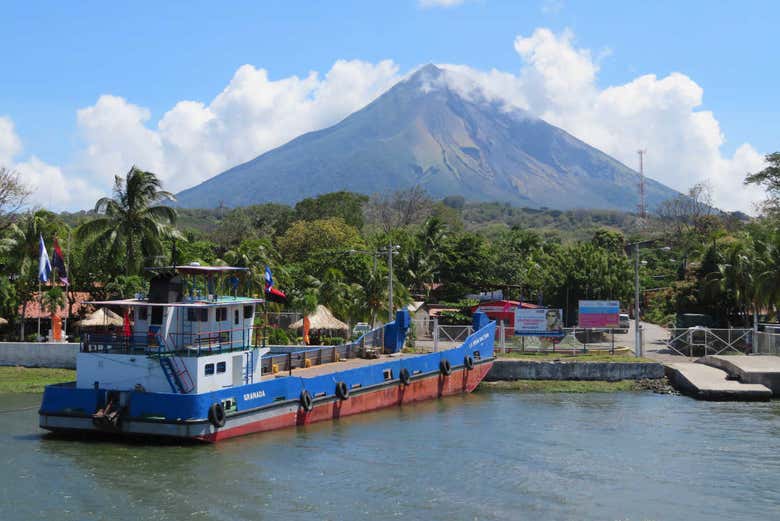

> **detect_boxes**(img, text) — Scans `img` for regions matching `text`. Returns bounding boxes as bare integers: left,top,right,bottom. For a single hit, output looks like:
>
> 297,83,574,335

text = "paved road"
626,320,691,363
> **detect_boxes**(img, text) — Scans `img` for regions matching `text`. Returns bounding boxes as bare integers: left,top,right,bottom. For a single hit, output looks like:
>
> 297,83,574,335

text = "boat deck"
274,352,426,378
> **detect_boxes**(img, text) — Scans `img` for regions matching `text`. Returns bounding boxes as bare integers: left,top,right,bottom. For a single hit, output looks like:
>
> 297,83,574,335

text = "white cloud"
419,0,466,7
0,116,101,209
7,28,766,214
0,116,23,166
75,59,401,198
15,156,103,209
433,28,765,213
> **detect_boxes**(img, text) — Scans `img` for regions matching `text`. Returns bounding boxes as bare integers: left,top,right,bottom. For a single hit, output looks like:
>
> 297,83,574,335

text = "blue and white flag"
264,266,273,291
38,234,51,283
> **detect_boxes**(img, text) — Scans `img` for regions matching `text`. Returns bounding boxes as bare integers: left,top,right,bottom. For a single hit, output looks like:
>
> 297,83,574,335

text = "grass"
498,352,655,363
479,379,639,393
0,366,75,393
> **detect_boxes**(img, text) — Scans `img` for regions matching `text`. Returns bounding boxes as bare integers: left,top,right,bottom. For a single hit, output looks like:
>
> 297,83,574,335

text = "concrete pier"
699,355,780,395
486,359,665,382
664,362,772,401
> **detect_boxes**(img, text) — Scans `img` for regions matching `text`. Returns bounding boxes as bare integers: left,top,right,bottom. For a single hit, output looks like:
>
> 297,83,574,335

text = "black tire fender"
300,390,313,412
335,381,350,400
439,359,452,376
208,402,226,428
399,367,411,385
464,355,474,370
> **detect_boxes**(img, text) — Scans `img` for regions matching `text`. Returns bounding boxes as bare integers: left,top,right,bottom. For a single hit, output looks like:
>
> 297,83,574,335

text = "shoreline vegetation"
496,352,656,363
480,378,676,394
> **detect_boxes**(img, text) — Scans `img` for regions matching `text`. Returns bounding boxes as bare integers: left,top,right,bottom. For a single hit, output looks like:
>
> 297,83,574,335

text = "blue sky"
0,0,776,211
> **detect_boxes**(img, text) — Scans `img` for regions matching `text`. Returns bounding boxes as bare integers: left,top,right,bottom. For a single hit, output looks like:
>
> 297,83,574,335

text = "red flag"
123,309,132,337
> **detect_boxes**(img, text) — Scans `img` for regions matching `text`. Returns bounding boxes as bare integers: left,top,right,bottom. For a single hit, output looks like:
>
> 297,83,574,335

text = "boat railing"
261,324,386,374
81,332,157,354
82,326,263,356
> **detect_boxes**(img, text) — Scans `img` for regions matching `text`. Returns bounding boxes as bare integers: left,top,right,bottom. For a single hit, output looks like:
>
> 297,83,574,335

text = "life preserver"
208,402,226,428
300,390,313,412
464,355,474,370
439,359,452,376
399,367,411,385
335,381,350,400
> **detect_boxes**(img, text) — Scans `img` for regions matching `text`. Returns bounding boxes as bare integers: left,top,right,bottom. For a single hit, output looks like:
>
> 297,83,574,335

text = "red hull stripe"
199,361,494,442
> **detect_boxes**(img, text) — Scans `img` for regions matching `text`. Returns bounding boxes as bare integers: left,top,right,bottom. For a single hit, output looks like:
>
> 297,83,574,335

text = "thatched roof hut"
289,305,349,333
74,307,124,328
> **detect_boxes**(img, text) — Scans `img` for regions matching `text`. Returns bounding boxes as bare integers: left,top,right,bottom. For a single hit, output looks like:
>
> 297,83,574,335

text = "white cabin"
77,266,269,394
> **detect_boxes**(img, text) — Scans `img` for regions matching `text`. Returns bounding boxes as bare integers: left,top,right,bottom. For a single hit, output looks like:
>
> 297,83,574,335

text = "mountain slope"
175,64,679,210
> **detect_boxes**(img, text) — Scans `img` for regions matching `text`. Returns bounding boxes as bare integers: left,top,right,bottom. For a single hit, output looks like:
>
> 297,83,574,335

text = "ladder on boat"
157,334,195,394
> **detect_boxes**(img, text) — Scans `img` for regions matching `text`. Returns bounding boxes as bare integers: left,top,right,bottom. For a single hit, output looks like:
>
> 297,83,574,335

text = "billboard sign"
578,300,620,328
515,308,564,337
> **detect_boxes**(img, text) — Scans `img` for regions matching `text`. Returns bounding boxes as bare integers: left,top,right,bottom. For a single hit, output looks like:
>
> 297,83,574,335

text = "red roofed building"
19,291,93,320
470,300,541,337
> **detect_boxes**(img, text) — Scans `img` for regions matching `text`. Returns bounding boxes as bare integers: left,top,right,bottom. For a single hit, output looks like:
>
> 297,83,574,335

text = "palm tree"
6,210,67,340
77,167,179,275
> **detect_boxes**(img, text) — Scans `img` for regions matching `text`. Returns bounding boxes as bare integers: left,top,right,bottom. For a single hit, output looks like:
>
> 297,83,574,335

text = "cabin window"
204,363,215,376
187,308,208,322
151,306,163,325
234,309,239,325
243,305,253,319
216,307,227,321
217,361,226,373
136,307,148,321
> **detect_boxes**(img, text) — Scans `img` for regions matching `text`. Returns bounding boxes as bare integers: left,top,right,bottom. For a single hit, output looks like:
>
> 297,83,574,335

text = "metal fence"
266,312,303,330
500,326,624,354
262,324,385,375
665,327,753,358
755,331,780,355
408,319,473,353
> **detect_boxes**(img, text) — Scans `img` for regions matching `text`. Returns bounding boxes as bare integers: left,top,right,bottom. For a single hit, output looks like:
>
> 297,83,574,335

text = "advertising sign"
578,300,620,328
515,308,564,337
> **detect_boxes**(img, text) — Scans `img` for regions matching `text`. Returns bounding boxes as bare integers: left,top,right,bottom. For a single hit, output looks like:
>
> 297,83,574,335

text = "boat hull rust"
203,360,493,442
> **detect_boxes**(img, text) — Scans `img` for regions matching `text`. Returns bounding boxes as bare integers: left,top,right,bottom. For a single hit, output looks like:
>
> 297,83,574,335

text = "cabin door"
232,355,243,386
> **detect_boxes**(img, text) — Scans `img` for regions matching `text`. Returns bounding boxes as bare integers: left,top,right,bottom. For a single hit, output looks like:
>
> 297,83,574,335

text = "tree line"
0,152,778,340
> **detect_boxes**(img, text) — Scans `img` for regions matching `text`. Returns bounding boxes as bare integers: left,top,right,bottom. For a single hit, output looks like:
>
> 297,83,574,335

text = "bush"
437,311,472,325
267,327,292,345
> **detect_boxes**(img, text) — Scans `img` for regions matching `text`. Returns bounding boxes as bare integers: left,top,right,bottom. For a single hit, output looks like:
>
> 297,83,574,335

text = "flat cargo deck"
274,352,426,378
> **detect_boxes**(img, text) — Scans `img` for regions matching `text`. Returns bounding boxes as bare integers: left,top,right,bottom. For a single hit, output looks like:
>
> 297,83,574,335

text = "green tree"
6,210,67,339
745,152,780,216
77,166,179,275
277,217,363,262
294,191,368,229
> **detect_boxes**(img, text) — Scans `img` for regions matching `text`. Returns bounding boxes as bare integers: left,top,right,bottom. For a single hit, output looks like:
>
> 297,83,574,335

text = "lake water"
2,390,779,521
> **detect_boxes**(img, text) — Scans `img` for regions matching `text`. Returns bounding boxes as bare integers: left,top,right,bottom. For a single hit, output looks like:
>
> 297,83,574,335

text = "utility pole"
637,150,647,220
387,241,394,322
634,243,641,358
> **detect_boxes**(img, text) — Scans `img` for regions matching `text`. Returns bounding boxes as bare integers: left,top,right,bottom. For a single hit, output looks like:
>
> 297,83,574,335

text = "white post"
499,320,506,354
387,242,394,323
634,243,642,358
433,317,439,352
37,280,42,341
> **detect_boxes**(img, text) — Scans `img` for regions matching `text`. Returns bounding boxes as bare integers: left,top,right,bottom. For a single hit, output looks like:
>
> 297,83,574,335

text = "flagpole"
64,230,71,341
37,280,42,341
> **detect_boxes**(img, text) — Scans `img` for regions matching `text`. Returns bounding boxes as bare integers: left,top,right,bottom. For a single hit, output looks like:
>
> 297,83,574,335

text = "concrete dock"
698,355,780,395
664,362,772,401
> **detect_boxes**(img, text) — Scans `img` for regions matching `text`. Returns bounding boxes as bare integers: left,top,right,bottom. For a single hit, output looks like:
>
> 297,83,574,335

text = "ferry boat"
39,265,495,442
